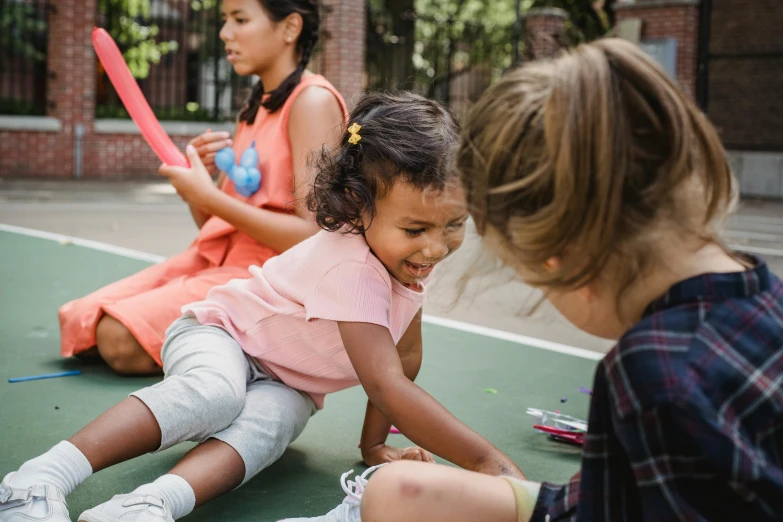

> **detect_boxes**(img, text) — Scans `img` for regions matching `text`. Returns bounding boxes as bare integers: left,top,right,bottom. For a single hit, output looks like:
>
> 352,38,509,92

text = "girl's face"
363,179,468,287
220,0,294,77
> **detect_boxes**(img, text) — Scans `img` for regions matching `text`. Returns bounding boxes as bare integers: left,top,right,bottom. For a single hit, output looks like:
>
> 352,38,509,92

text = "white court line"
0,223,603,361
0,223,165,263
422,314,604,360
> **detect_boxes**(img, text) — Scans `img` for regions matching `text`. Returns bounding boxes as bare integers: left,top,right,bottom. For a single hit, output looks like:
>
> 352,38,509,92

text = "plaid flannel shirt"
532,257,783,522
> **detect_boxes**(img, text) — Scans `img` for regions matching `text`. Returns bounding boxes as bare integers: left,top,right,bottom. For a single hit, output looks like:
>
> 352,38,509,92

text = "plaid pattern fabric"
532,257,783,522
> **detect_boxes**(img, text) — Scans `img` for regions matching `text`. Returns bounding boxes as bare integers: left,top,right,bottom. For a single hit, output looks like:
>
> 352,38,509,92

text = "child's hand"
363,444,436,467
188,129,233,174
159,145,218,209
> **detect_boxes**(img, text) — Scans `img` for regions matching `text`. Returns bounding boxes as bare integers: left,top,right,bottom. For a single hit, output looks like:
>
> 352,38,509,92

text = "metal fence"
366,6,520,117
364,2,612,118
96,0,326,122
96,0,249,122
0,0,50,116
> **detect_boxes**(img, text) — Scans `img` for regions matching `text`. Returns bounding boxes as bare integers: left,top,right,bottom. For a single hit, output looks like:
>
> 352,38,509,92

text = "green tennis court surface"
0,229,598,521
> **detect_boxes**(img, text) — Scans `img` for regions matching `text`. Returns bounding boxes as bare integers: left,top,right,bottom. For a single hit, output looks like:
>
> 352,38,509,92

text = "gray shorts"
132,316,316,485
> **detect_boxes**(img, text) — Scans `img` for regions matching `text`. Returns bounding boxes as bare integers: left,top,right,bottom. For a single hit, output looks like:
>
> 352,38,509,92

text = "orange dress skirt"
58,232,273,366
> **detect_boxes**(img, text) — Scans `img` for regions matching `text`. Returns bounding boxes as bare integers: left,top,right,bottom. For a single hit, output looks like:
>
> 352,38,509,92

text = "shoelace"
338,464,387,508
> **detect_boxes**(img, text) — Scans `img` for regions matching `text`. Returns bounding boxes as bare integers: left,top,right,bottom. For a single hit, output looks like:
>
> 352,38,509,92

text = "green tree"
413,0,519,72
367,0,609,93
0,2,47,68
98,0,180,79
0,3,48,115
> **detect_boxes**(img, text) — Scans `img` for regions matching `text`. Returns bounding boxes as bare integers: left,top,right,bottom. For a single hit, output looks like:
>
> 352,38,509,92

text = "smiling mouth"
405,260,435,277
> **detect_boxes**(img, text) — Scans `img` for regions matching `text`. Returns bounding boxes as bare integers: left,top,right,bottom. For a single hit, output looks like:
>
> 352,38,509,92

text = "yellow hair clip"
347,123,362,145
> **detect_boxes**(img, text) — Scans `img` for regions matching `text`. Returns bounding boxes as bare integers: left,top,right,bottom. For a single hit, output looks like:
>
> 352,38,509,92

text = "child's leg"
11,318,250,496
127,318,251,454
109,374,313,518
68,396,160,471
206,376,315,490
163,438,246,506
359,461,539,522
95,314,161,375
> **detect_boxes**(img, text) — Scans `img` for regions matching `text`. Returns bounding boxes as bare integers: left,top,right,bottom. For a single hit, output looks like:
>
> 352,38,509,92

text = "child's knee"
198,369,247,426
96,316,158,375
362,462,426,521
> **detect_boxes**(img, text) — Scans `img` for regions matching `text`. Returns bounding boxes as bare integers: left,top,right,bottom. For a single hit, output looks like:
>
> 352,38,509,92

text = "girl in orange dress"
59,0,346,375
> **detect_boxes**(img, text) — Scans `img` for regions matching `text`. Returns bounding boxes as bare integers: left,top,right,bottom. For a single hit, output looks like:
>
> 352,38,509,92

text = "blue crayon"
9,370,81,383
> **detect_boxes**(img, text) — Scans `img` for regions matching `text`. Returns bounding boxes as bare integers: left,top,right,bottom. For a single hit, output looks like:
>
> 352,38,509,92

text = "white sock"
12,441,93,495
133,474,196,520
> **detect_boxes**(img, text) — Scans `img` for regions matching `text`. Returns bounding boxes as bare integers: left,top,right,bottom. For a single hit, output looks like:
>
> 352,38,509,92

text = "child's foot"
78,494,174,522
277,464,385,522
0,472,71,522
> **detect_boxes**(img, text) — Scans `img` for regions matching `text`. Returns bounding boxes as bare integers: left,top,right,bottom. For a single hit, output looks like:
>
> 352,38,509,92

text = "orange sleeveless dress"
58,75,347,366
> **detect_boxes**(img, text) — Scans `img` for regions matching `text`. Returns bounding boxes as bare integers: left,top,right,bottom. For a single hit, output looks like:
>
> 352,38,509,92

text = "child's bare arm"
360,401,435,465
360,310,434,465
339,319,525,478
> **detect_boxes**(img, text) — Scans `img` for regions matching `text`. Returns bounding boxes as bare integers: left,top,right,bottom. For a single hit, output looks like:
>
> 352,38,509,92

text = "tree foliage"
368,0,610,95
98,0,180,79
0,2,47,70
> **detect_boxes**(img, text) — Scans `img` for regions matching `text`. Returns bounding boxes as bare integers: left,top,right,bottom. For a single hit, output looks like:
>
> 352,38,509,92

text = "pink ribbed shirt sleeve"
303,262,391,328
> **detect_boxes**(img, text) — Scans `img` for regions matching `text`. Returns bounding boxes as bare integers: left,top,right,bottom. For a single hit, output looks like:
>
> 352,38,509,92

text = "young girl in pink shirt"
0,91,524,522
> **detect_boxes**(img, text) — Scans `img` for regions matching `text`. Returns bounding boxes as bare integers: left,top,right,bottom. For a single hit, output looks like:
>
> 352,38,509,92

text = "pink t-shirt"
182,231,426,409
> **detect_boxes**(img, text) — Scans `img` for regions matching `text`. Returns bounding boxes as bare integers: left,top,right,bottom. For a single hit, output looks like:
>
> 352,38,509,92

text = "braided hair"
239,0,320,123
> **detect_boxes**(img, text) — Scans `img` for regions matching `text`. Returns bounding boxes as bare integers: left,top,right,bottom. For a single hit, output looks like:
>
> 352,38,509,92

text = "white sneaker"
277,464,386,522
78,493,174,522
0,472,71,522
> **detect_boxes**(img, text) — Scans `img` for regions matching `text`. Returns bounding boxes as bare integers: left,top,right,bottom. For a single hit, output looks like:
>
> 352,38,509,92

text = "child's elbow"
366,374,408,412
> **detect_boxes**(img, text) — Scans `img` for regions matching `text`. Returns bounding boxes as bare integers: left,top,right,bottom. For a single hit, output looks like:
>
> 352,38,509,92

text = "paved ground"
2,177,782,355
1,230,596,520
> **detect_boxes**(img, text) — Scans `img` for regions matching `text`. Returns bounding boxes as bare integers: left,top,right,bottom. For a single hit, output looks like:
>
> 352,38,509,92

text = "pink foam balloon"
92,28,188,167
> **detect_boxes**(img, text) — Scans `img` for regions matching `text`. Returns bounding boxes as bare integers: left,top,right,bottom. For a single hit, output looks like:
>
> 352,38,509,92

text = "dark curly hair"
238,0,320,123
308,91,461,234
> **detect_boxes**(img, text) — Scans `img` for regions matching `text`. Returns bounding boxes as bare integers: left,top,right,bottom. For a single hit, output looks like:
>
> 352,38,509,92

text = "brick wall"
615,0,700,100
524,8,568,60
0,0,364,179
84,133,196,179
613,0,783,197
0,130,61,177
322,0,366,108
706,0,783,152
0,0,97,178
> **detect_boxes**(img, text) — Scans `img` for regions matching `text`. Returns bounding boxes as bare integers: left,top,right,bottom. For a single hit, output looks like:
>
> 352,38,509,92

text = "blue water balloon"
215,147,236,173
231,166,250,186
213,142,262,197
240,141,259,169
246,167,261,186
